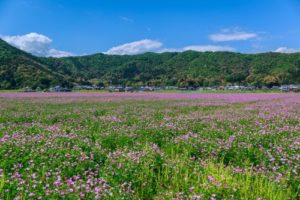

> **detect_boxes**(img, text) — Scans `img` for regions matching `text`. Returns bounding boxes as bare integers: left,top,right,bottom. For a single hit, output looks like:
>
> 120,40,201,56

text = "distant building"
280,85,300,92
23,87,33,92
108,86,125,92
164,86,178,90
73,85,97,90
49,86,71,92
35,87,42,91
125,87,134,92
140,86,154,92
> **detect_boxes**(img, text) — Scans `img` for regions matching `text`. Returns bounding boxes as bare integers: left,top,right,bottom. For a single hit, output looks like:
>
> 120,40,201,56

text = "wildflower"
79,192,85,198
189,186,194,193
208,175,215,183
191,194,203,200
210,194,216,200
29,192,35,197
233,167,243,173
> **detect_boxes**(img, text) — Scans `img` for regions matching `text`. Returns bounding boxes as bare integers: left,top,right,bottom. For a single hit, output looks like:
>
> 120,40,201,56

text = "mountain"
0,39,71,89
42,51,300,88
1,39,300,89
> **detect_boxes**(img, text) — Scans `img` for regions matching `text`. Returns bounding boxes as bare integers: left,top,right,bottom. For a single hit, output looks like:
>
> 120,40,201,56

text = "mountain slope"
43,51,300,87
0,39,71,89
0,39,300,89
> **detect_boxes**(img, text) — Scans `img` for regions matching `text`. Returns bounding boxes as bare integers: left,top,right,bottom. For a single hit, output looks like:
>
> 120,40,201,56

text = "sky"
0,0,300,57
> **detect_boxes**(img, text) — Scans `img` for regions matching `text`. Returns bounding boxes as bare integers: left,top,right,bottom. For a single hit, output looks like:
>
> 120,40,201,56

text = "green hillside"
1,38,300,89
0,39,72,89
43,51,300,88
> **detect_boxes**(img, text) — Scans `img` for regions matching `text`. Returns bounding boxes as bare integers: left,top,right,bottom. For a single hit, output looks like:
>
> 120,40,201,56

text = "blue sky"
0,0,300,57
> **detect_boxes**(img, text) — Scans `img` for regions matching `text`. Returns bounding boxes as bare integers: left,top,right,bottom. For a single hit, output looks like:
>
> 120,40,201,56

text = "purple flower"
208,175,215,182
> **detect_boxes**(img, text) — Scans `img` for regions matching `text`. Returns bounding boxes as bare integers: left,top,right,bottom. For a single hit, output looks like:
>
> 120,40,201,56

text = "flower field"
0,92,299,199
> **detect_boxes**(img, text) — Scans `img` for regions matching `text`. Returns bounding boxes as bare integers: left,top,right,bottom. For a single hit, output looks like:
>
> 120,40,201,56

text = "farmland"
0,92,299,199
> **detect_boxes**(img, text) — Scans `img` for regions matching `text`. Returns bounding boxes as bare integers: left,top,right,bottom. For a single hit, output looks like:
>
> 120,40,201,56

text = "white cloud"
274,47,298,53
1,32,74,57
158,46,235,53
157,48,182,53
209,28,258,42
183,45,235,52
159,45,235,53
120,16,134,23
47,49,74,57
105,39,163,55
105,41,234,55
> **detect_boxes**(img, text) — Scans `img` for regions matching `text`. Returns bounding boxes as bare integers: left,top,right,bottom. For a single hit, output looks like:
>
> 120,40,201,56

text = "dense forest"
1,39,300,89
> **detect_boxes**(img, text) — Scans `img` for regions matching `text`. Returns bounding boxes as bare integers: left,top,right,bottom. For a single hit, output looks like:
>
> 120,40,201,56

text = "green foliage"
0,39,72,89
1,39,300,89
0,95,299,199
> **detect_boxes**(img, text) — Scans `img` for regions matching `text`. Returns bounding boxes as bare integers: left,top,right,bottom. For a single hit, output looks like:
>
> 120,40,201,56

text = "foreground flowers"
0,92,299,199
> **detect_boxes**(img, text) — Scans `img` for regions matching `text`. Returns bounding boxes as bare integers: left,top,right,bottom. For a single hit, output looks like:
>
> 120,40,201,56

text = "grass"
0,93,299,199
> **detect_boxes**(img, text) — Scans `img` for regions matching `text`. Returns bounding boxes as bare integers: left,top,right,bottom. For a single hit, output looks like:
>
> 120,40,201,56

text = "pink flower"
79,192,85,198
208,175,215,182
189,186,194,193
29,192,35,197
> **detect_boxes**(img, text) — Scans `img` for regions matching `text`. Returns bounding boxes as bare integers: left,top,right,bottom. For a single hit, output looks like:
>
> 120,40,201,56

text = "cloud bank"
210,29,258,42
105,39,163,55
1,33,74,57
5,32,296,56
183,45,235,52
274,47,298,53
105,40,235,55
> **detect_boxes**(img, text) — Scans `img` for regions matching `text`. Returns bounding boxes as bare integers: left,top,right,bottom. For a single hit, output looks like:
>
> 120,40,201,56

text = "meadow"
0,92,299,200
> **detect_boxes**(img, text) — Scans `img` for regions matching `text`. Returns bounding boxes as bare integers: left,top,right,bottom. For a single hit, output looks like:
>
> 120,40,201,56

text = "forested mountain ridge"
0,39,71,89
1,38,300,89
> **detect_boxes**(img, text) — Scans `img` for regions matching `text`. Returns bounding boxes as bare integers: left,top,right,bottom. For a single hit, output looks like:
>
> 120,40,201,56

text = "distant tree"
97,82,105,87
263,75,280,87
